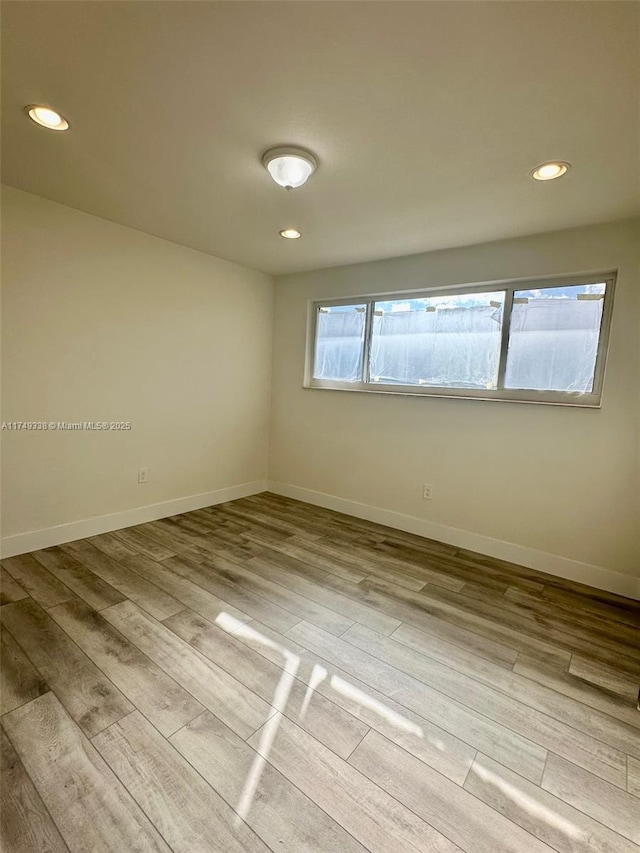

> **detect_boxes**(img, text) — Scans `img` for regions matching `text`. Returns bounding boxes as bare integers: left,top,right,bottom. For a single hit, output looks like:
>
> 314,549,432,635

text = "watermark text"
2,421,132,431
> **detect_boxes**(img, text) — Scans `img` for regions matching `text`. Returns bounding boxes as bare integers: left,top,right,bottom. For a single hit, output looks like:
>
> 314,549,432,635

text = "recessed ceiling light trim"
263,146,317,190
279,228,302,239
531,161,570,181
25,105,70,131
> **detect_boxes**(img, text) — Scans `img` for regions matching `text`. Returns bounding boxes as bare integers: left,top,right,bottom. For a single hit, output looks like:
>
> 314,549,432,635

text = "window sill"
304,380,602,408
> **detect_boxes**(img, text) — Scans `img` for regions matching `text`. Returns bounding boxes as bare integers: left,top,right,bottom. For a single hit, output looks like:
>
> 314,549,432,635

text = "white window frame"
304,271,616,407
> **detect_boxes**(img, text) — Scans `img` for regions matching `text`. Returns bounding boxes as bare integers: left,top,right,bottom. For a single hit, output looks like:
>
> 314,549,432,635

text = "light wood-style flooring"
1,491,639,852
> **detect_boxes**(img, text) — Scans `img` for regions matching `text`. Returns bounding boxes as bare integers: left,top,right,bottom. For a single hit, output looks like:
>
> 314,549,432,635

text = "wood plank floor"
1,492,638,853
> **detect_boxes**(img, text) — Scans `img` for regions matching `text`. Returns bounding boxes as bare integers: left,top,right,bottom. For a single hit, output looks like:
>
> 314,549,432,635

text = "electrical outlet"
138,467,148,484
422,483,433,500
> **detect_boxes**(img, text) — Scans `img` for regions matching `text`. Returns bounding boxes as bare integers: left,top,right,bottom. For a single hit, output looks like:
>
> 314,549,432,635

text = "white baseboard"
4,476,637,599
0,479,268,559
267,480,640,600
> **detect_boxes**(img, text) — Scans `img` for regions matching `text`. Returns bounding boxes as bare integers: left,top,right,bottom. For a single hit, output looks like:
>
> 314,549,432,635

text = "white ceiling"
2,1,638,275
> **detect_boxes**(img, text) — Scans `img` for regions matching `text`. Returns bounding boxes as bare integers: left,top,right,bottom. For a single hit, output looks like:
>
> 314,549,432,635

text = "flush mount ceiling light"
279,228,302,239
263,147,317,190
25,105,70,131
531,161,570,181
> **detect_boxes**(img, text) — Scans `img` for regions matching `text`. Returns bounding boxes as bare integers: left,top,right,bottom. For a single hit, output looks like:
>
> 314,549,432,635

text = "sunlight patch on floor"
299,664,328,720
472,760,582,840
235,666,298,823
330,674,424,738
214,610,463,825
215,611,301,822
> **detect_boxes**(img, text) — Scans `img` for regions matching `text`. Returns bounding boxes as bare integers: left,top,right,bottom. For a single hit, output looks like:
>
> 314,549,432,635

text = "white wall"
1,187,273,552
269,220,640,595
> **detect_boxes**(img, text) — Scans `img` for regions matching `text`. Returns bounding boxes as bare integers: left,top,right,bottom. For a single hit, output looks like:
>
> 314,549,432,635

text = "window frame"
304,271,616,407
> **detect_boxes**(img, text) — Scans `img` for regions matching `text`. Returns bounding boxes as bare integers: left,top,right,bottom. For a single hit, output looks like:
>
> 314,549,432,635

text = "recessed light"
263,147,317,190
279,228,301,239
25,105,70,131
531,161,570,181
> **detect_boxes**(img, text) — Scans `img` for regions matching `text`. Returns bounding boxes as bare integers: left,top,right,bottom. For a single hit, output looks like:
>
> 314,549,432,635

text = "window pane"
313,304,367,381
504,283,606,393
370,292,505,389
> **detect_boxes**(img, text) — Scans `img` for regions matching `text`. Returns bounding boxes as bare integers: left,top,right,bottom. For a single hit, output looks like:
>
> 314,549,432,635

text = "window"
313,303,367,382
370,291,505,390
305,274,615,406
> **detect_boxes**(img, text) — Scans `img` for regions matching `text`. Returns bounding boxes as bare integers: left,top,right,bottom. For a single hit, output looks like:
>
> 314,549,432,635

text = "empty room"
1,2,639,852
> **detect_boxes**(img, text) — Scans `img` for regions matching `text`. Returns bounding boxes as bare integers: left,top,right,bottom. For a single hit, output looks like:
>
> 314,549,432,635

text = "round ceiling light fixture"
25,105,70,131
263,147,317,190
279,228,302,239
531,161,570,181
